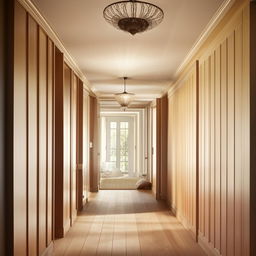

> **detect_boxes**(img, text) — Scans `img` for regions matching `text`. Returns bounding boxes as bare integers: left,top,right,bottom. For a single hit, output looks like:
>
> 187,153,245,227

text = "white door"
105,116,135,175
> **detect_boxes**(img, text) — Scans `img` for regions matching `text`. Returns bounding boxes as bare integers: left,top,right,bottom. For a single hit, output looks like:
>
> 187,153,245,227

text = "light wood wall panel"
198,7,249,255
46,38,54,246
167,63,198,237
38,28,47,255
250,3,256,255
13,2,55,255
167,2,250,256
83,90,90,201
13,3,27,255
27,15,38,256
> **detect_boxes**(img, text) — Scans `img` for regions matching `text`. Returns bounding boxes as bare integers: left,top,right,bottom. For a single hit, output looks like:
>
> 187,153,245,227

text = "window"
105,117,134,173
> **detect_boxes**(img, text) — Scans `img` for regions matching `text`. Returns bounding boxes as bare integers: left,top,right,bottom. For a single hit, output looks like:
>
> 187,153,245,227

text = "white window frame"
105,116,135,174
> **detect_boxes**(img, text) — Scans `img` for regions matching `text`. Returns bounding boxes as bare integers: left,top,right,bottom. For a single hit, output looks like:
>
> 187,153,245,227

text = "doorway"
100,115,140,189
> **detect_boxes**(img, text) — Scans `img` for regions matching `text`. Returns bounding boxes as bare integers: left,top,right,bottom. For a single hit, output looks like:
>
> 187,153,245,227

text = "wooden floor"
53,190,206,256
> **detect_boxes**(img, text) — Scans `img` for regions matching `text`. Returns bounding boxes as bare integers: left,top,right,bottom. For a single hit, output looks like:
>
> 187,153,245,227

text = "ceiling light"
103,0,164,35
115,77,135,107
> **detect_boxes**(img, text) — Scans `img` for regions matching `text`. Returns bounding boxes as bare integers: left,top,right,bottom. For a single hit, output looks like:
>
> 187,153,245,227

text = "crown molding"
17,0,94,95
173,0,236,80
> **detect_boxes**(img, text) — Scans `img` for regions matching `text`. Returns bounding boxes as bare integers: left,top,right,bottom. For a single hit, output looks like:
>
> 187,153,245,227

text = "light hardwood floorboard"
53,190,206,256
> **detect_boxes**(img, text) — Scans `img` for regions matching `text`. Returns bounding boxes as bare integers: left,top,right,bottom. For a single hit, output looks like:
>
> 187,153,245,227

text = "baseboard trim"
41,242,54,256
166,200,196,239
198,234,221,256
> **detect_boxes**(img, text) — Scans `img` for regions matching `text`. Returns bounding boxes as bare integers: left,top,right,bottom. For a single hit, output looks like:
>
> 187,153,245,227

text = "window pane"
120,162,126,172
110,129,116,148
120,122,128,128
110,122,117,128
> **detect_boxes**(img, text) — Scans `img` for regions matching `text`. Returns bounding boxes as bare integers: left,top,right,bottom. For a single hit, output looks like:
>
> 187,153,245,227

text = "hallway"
53,190,205,256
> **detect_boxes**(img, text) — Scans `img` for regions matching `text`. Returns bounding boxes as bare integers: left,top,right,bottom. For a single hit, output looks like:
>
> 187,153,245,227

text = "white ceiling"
32,0,225,103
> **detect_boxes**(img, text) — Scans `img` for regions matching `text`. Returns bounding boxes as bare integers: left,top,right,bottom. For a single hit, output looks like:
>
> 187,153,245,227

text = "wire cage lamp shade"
115,77,135,107
103,0,164,35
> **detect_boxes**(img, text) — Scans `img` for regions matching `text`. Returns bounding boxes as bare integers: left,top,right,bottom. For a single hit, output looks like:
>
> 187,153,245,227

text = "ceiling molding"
18,0,94,95
173,0,236,79
168,61,198,98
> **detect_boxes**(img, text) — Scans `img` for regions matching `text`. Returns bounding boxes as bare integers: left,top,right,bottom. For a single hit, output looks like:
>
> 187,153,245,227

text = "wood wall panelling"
83,91,90,200
0,0,7,254
38,27,47,255
156,96,168,200
54,47,64,239
197,8,249,256
27,14,38,256
55,59,80,238
71,74,78,225
46,38,54,247
13,0,89,254
63,63,71,231
14,2,27,255
250,2,256,255
167,63,197,237
76,80,83,211
14,2,55,254
89,96,99,192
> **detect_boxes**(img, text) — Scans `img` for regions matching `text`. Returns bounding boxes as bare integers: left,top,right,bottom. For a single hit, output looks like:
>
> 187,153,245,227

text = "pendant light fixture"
115,77,135,107
103,0,164,35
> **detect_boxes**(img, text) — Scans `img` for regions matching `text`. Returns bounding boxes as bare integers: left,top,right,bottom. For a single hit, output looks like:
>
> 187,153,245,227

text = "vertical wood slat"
220,39,227,256
77,80,84,211
197,9,249,256
226,31,235,256
167,3,250,256
63,63,71,230
47,39,53,246
167,64,198,237
204,56,210,242
234,22,243,256
38,28,47,255
215,45,221,252
54,47,64,239
27,15,38,256
210,52,215,245
14,2,27,255
71,74,77,225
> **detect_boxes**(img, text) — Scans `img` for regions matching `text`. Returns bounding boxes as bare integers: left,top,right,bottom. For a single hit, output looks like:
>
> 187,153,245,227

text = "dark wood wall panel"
54,47,64,239
89,96,99,192
0,0,6,254
54,60,84,237
156,96,168,200
27,15,38,256
71,75,77,224
77,81,83,211
13,2,27,255
63,63,71,231
13,2,56,255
